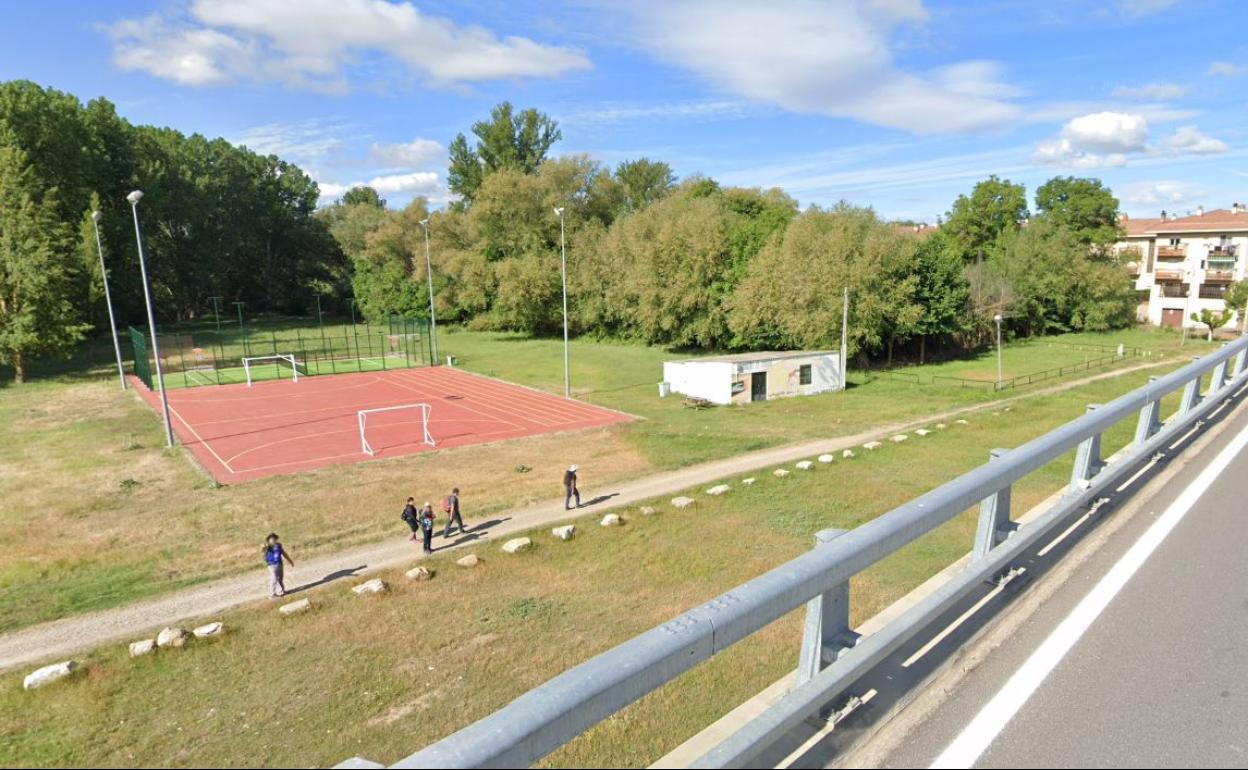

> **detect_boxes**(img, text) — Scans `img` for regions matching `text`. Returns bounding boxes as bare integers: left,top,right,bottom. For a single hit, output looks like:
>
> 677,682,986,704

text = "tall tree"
447,102,561,207
944,176,1029,264
614,158,676,213
1034,176,1123,249
340,186,386,209
912,231,970,362
0,147,89,382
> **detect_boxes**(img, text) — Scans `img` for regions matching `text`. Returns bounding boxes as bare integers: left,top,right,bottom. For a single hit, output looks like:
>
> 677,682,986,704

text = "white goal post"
243,354,303,387
358,403,436,456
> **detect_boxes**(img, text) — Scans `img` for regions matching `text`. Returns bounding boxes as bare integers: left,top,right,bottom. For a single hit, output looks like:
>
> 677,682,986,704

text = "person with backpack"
442,487,466,538
563,465,580,510
263,533,294,598
418,502,436,554
401,496,421,544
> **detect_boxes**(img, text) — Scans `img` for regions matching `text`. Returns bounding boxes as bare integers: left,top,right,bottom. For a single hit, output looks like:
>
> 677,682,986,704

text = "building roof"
1120,216,1163,237
1148,209,1248,234
666,351,837,365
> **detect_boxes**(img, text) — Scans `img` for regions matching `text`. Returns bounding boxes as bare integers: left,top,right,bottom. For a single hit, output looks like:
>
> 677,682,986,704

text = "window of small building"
799,364,812,385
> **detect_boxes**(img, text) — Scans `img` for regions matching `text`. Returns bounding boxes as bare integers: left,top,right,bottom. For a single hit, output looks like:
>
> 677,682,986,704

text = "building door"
751,371,767,402
1161,308,1184,329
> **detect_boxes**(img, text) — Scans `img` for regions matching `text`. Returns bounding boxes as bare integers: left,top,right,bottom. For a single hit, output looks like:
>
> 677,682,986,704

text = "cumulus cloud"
368,138,446,169
625,0,1022,134
318,170,441,200
1061,111,1149,153
1112,82,1188,101
1161,125,1229,155
1032,111,1228,168
104,0,590,92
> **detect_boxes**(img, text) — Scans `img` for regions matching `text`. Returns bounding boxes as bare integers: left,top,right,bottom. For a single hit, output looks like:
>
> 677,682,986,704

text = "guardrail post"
798,529,860,689
1234,347,1248,379
1070,404,1104,490
973,448,1017,561
1134,376,1162,446
1209,343,1230,393
1179,371,1203,414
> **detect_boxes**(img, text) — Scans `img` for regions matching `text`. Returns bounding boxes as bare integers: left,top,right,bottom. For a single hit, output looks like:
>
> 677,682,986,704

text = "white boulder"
742,478,757,485
352,579,388,596
956,419,969,425
23,661,77,691
502,537,533,554
279,598,312,616
193,622,223,638
671,496,696,508
915,429,931,437
600,513,622,527
456,554,480,568
640,506,658,515
706,484,731,496
842,449,855,459
796,460,814,470
406,566,433,581
818,454,835,464
890,434,909,443
128,639,155,658
552,525,576,540
156,627,188,649
935,423,947,430
863,441,883,450
773,468,790,477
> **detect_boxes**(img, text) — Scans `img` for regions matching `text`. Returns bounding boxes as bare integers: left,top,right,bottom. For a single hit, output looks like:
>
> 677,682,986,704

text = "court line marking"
168,404,236,474
412,367,618,425
929,416,1248,769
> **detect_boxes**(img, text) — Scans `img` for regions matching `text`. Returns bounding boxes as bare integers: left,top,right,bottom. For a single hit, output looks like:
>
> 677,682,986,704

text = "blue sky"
2,0,1246,221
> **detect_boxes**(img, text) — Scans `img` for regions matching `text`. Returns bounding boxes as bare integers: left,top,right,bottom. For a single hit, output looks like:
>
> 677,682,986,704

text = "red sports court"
132,367,633,483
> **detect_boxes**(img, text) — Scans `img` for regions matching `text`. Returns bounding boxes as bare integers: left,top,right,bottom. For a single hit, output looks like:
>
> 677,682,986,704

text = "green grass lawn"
0,366,1194,768
0,325,1213,636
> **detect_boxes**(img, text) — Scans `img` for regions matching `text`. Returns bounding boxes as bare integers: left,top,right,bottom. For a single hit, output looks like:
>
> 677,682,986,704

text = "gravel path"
0,359,1173,673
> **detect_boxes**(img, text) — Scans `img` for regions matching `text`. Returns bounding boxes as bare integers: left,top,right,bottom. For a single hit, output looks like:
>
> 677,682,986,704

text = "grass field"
0,366,1195,768
0,326,1212,637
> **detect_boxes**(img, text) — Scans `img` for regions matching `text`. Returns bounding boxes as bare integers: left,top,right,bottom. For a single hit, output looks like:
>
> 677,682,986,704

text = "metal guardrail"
372,338,1248,770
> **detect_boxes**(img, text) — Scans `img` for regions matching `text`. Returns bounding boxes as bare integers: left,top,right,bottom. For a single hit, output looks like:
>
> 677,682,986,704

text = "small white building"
662,351,843,405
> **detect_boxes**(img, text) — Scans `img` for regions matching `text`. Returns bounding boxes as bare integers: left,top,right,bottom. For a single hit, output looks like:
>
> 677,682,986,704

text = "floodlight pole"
90,211,127,390
419,218,439,364
840,287,849,391
128,191,174,448
555,207,570,398
209,296,223,334
994,314,1004,388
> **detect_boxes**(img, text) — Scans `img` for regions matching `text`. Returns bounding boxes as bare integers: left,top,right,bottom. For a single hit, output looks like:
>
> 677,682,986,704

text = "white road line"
930,416,1248,769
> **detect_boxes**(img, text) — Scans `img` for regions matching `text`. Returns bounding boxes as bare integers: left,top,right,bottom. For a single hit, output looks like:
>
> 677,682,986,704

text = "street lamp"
127,190,174,448
418,218,439,364
554,206,570,398
90,210,127,390
994,313,1004,388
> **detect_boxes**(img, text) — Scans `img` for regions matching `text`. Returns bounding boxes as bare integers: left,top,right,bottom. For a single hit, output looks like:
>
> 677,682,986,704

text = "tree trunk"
887,336,894,368
12,350,25,384
920,335,927,365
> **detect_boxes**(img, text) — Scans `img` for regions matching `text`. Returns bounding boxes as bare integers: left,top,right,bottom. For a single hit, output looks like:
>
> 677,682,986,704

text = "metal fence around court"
360,338,1248,770
127,315,433,389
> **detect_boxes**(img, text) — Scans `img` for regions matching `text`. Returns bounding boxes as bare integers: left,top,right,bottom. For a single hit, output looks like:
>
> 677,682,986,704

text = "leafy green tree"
340,186,386,209
447,102,561,206
615,158,676,213
1034,176,1123,249
1191,308,1234,341
352,199,430,322
0,146,89,382
912,231,970,362
944,176,1029,264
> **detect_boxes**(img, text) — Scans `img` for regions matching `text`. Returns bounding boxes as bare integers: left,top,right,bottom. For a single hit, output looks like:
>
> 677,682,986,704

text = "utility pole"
555,206,570,398
127,190,174,448
840,287,849,391
90,210,127,390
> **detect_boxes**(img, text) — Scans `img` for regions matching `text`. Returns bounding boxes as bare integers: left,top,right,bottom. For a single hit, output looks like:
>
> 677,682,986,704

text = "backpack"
442,496,453,514
401,506,416,524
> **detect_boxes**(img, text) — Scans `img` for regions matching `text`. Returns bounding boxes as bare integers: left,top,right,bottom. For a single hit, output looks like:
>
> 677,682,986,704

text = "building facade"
662,351,843,405
1115,205,1248,329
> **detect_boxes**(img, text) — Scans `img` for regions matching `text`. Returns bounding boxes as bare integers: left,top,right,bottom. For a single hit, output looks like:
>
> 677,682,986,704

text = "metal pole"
840,287,848,391
420,219,439,364
127,191,174,448
556,208,570,398
210,296,223,334
995,315,1004,388
90,211,127,390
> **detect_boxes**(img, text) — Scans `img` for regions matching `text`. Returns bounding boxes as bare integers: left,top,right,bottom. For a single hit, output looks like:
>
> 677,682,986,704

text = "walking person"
401,496,421,544
564,464,580,510
442,487,466,538
419,502,436,554
263,533,294,598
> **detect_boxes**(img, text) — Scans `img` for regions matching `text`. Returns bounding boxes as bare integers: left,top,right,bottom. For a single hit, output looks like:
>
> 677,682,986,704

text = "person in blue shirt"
263,533,294,598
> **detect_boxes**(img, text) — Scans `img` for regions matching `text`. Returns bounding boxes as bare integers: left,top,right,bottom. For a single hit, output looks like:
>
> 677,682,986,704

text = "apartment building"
1115,204,1248,329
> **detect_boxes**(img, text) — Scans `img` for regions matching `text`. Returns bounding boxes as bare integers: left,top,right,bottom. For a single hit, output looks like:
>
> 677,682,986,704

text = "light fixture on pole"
418,218,439,365
90,210,127,390
554,206,570,399
127,190,174,448
993,313,1004,389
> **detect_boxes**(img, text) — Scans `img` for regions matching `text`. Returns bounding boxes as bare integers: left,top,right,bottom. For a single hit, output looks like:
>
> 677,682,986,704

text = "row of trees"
326,103,1140,365
0,80,342,381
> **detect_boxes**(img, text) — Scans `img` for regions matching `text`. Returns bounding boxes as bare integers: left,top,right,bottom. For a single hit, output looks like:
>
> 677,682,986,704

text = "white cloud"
1119,180,1205,209
1209,61,1248,77
105,0,590,92
318,170,442,201
562,99,760,126
626,0,1022,134
1032,138,1126,169
367,138,446,169
1061,111,1149,153
232,121,349,163
1112,82,1188,101
1161,125,1229,155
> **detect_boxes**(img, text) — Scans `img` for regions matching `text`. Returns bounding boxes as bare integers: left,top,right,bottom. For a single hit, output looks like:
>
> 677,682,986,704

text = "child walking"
264,533,294,598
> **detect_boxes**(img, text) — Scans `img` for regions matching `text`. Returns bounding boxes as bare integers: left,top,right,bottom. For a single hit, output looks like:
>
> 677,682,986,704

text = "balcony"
1158,246,1186,258
1205,269,1235,283
1200,284,1228,300
1159,282,1189,298
1155,268,1185,282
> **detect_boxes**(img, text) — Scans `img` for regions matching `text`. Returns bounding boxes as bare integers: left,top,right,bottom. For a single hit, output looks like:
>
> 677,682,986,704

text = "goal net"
358,403,436,456
243,354,303,387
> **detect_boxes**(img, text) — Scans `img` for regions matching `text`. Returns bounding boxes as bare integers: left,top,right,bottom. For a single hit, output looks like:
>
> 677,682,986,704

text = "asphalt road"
867,395,1248,768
